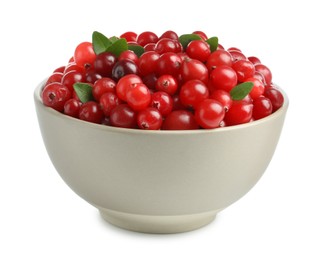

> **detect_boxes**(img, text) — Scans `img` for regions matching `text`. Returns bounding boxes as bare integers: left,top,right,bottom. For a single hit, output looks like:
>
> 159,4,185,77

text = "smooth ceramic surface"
34,81,288,233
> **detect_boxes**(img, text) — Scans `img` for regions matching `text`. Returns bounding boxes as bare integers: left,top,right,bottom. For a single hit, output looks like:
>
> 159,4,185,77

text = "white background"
1,0,320,259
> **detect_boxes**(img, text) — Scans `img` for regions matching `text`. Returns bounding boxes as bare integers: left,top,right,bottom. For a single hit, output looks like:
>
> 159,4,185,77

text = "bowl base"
99,208,218,234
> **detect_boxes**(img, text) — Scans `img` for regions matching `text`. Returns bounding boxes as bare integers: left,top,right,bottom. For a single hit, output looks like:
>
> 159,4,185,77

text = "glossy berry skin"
192,31,208,41
142,73,158,89
85,70,102,84
224,100,253,126
126,83,151,111
255,64,272,85
248,56,261,65
206,50,233,71
79,101,104,124
138,51,160,76
64,98,81,118
112,59,139,81
252,96,273,120
61,70,85,91
155,38,180,54
160,30,179,41
186,40,211,62
264,87,284,112
42,83,71,112
116,74,142,101
179,80,209,109
150,91,173,116
94,52,117,77
180,58,208,84
119,50,139,64
74,42,96,68
93,77,116,101
162,110,199,130
99,92,121,116
245,77,265,99
120,31,137,42
209,65,237,92
229,50,246,62
110,104,137,129
210,89,232,111
137,31,159,46
232,60,255,82
46,72,63,85
64,63,86,75
155,75,178,95
156,52,182,77
137,107,163,130
195,99,225,129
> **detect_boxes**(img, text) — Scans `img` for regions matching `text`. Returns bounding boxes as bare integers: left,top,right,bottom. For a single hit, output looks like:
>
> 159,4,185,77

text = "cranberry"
210,89,232,111
186,40,211,62
138,51,160,76
232,60,255,82
62,70,85,91
264,87,284,112
180,58,208,84
224,100,253,126
137,107,163,130
93,77,116,101
206,50,233,71
162,110,199,130
252,96,273,120
116,74,142,101
137,31,158,46
142,73,158,89
150,91,174,116
192,31,208,40
160,30,179,41
209,65,237,92
179,79,209,109
46,72,63,85
110,104,137,128
195,99,225,129
64,98,81,118
99,92,121,116
255,64,272,85
119,50,139,65
156,52,182,77
245,77,265,99
94,52,117,77
126,83,151,111
74,42,96,69
64,62,86,75
112,59,139,81
155,38,180,54
248,56,261,65
229,50,246,62
79,101,104,124
155,74,178,95
42,83,71,112
120,31,137,42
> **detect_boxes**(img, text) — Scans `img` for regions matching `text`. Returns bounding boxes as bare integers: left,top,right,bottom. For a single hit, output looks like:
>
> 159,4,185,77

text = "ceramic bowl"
34,81,288,233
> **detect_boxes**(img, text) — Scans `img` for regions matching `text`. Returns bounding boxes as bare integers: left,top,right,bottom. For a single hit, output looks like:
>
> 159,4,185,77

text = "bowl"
34,80,288,233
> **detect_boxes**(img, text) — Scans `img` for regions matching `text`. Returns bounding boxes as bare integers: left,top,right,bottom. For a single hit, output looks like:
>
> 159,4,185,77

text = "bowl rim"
34,80,289,136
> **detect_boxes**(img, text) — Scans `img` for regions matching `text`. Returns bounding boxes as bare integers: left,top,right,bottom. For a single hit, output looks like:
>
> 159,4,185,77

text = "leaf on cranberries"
178,34,202,49
73,83,94,103
230,82,254,101
107,38,128,57
92,31,112,55
109,36,119,43
128,44,145,57
206,36,219,52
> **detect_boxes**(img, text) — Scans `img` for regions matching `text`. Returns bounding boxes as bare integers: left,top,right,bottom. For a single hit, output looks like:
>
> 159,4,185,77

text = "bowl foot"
99,208,218,234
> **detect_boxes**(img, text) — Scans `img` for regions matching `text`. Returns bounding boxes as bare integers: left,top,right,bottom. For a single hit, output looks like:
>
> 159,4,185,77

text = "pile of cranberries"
41,30,284,130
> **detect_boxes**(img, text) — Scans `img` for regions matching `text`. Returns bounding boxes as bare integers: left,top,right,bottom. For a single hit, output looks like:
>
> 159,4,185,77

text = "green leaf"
128,44,145,57
230,82,254,101
73,83,94,103
106,38,128,57
206,36,219,52
109,36,119,43
178,34,202,49
92,31,112,55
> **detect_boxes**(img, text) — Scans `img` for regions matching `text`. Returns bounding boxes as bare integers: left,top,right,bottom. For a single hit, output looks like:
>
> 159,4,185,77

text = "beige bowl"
34,81,288,233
